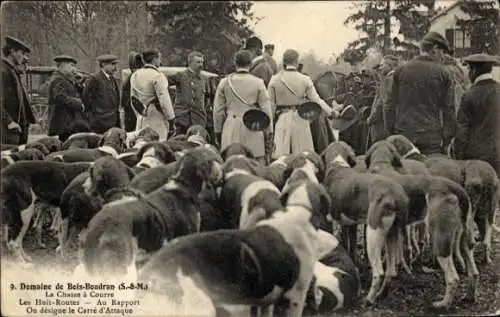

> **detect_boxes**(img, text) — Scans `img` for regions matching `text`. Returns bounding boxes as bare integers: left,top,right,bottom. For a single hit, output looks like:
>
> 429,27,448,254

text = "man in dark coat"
264,44,278,74
83,54,121,133
245,36,274,87
47,55,89,142
1,36,35,144
455,53,500,175
168,51,207,135
366,54,399,147
120,52,144,132
385,32,456,155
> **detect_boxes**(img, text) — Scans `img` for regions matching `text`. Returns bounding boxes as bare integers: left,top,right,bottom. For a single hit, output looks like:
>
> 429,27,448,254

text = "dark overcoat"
83,71,120,133
1,58,35,144
455,78,500,175
168,69,206,132
120,73,137,132
385,55,456,154
47,71,88,141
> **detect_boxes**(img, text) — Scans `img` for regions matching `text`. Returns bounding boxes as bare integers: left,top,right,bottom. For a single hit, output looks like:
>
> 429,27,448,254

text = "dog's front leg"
484,217,493,264
284,261,315,317
56,218,70,259
33,202,47,248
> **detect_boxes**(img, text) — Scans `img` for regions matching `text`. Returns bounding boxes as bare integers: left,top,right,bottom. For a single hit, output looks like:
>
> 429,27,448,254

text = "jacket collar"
2,57,19,73
474,73,493,84
54,70,76,84
144,63,158,70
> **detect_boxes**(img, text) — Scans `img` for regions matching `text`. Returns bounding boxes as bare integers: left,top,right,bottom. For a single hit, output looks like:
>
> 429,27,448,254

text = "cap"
4,36,31,53
242,108,270,131
53,55,78,64
245,36,263,50
97,54,119,64
421,31,452,55
297,101,322,121
462,53,499,65
264,44,275,50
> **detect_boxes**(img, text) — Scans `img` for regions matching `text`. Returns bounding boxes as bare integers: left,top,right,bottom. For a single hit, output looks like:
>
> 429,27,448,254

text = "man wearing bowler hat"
385,31,456,155
455,53,500,176
269,49,339,158
1,36,35,144
245,36,274,87
47,55,89,142
213,50,272,162
83,54,121,133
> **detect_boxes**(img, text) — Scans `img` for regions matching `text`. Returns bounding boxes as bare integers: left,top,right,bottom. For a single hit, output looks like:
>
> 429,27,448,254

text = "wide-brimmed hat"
242,108,270,131
330,105,358,131
4,36,31,53
462,53,499,66
297,101,322,121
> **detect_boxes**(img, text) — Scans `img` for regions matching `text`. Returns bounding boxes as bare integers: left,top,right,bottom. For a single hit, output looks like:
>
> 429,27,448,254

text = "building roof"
430,1,461,23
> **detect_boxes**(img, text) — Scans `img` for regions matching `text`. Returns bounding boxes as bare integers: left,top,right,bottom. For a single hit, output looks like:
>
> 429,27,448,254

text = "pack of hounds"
1,125,499,316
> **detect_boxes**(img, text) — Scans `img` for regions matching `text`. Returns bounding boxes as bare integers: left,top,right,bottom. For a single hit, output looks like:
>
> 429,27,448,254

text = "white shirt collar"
102,69,111,79
284,65,297,70
474,73,493,84
236,68,250,72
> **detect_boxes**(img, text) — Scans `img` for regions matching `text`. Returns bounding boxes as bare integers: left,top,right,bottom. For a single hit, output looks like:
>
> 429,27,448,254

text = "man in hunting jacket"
385,32,456,155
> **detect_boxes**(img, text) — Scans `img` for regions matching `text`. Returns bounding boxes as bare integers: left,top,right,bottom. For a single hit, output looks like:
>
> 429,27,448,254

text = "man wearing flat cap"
47,55,90,142
455,54,500,177
264,44,278,75
83,54,121,133
385,31,456,155
245,36,274,87
366,54,399,146
1,36,35,144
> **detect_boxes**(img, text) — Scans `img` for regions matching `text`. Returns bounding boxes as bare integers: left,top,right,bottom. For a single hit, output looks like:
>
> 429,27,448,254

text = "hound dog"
1,142,50,156
256,155,296,191
281,151,325,194
1,148,46,169
61,132,102,150
365,141,479,309
462,159,499,264
217,155,283,231
387,134,463,185
1,161,91,264
58,157,137,258
388,135,500,258
131,142,176,173
45,128,127,162
33,136,63,153
137,180,332,317
221,143,255,161
304,230,360,314
74,147,224,279
124,127,160,150
321,141,409,306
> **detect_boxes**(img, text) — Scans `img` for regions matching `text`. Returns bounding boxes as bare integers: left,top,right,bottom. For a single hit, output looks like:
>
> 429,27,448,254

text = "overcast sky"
251,1,457,61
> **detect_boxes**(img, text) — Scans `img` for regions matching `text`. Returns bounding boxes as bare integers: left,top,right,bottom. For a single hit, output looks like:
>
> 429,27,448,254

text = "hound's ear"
282,165,295,185
320,148,328,164
347,149,357,168
364,145,374,168
98,132,108,147
317,184,332,213
160,144,176,164
244,147,255,159
389,145,404,168
137,143,153,159
280,184,293,206
220,147,229,161
126,167,136,180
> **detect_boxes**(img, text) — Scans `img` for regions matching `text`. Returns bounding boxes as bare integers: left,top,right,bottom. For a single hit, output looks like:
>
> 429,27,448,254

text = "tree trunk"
383,0,391,54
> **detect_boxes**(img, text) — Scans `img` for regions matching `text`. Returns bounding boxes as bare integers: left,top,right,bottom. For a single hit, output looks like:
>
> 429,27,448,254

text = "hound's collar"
402,147,421,159
224,168,252,180
98,145,119,158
